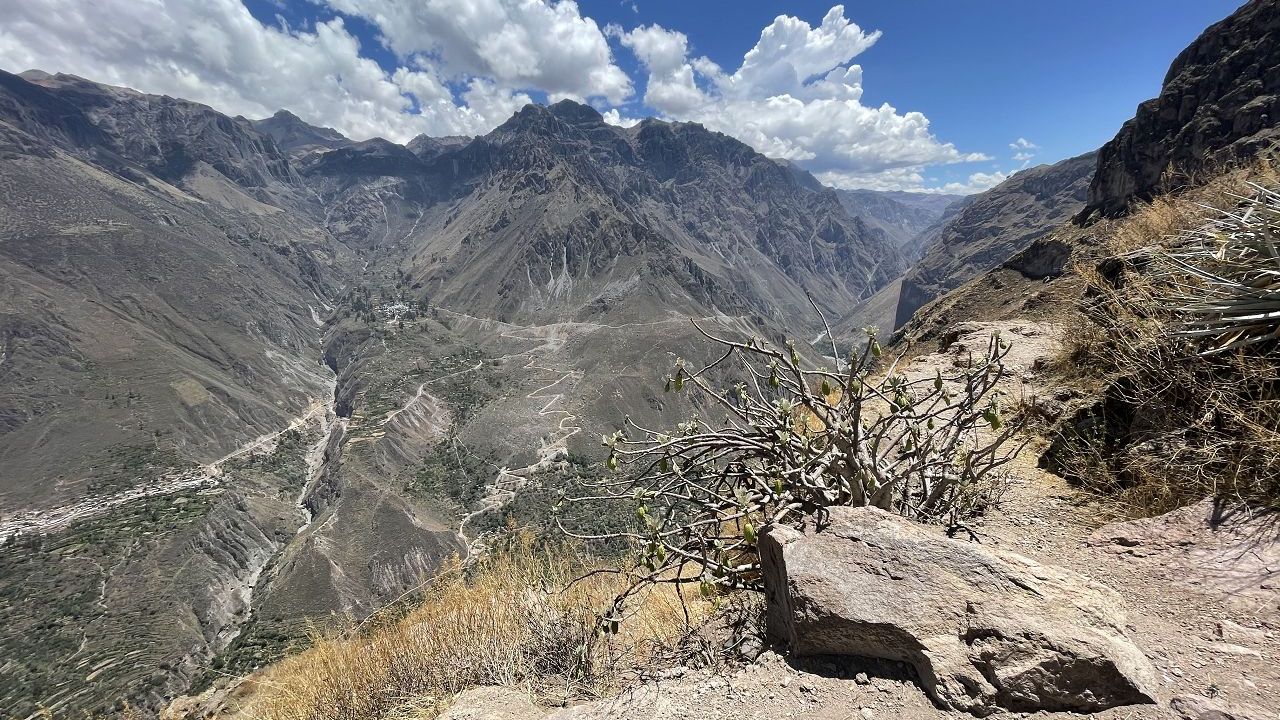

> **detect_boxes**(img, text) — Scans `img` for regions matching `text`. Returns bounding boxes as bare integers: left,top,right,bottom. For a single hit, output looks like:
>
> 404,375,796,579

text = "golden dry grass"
1050,155,1280,515
228,535,710,720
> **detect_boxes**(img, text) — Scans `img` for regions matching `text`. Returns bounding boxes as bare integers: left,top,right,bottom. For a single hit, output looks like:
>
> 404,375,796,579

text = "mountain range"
0,67,949,717
3,1,1277,712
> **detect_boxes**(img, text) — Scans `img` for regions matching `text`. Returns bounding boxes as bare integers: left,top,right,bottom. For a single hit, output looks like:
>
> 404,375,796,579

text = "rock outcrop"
760,506,1158,714
251,109,350,157
893,151,1096,329
1080,0,1280,220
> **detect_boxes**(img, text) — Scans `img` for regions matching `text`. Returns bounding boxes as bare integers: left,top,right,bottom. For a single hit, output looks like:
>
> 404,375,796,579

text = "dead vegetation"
1050,157,1280,515
221,534,713,720
566,314,1019,620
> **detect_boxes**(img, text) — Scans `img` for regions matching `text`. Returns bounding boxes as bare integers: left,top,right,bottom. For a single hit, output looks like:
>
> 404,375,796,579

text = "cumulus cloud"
932,170,1009,195
1009,137,1037,164
0,0,998,192
602,108,642,128
611,6,988,191
0,0,594,142
321,0,631,103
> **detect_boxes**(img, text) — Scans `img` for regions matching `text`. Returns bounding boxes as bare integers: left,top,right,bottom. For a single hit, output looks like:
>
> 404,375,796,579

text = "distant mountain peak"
252,108,348,156
546,98,604,125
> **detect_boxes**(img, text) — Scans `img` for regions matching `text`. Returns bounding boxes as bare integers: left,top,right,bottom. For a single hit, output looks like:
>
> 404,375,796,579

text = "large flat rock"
760,506,1158,714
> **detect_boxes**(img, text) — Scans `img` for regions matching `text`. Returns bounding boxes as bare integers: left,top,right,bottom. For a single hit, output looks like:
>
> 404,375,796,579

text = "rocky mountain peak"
1080,0,1280,220
252,108,349,156
546,98,605,125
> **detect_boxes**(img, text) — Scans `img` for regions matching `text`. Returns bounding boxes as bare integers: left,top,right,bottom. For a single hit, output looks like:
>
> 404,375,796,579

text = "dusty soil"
440,321,1280,720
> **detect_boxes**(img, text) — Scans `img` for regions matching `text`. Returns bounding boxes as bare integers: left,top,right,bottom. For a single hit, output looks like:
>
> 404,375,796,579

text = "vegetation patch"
226,535,711,720
1051,161,1280,515
0,489,217,717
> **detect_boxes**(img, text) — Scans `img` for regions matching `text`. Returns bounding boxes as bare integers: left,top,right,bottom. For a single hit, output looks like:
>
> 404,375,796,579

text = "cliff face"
893,151,1096,328
1081,0,1280,219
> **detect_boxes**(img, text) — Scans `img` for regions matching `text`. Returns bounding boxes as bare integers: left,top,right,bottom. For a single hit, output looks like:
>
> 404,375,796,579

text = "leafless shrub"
562,312,1022,618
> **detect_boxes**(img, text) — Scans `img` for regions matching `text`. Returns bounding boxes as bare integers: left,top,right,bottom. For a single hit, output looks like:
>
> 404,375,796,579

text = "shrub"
1159,183,1280,354
1051,173,1280,514
565,317,1020,612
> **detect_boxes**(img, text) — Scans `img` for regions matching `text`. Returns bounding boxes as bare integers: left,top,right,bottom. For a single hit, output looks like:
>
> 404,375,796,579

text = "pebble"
854,672,870,685
860,708,875,720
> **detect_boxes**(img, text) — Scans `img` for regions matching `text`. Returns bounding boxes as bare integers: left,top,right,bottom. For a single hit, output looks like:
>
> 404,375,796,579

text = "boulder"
759,506,1158,714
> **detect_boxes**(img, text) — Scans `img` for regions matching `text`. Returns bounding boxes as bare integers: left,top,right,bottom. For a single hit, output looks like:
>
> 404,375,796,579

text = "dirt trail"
431,307,754,556
0,396,336,542
454,318,584,556
441,320,1280,720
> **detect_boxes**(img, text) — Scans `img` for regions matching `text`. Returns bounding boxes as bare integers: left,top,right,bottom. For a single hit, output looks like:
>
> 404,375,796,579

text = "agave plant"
1160,183,1280,354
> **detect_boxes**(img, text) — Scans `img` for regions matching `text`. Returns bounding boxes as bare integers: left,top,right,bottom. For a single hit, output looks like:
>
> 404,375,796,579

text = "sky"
0,0,1243,193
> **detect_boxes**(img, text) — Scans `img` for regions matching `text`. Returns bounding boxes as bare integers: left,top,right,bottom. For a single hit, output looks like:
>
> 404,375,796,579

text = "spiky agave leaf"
1159,183,1280,354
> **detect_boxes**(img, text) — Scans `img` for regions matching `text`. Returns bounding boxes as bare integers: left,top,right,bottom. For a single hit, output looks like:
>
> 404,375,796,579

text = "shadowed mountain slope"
893,151,1096,328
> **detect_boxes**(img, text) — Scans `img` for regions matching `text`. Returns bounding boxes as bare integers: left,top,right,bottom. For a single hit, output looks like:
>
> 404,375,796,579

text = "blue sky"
575,1,1241,189
2,0,1244,192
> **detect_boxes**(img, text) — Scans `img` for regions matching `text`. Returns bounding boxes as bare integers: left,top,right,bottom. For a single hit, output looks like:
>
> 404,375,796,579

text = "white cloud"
321,0,631,104
0,0,597,142
602,108,642,127
611,7,988,192
932,170,1009,194
1009,137,1037,164
0,0,997,192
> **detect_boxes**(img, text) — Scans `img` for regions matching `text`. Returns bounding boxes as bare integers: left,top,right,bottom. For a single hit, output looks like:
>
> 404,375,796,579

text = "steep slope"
893,151,1096,328
0,69,348,510
252,109,350,157
1081,0,1280,219
834,188,962,256
0,70,371,717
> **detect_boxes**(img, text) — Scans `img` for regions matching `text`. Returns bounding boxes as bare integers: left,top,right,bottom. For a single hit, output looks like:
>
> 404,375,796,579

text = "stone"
438,686,547,720
1089,498,1280,614
1170,695,1256,720
1215,619,1267,644
760,506,1158,714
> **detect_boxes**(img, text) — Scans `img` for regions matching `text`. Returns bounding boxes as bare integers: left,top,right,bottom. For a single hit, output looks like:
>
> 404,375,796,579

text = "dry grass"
229,534,711,720
1050,156,1280,515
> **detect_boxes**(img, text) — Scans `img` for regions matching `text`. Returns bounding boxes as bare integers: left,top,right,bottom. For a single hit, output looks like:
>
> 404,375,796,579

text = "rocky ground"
437,321,1280,720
